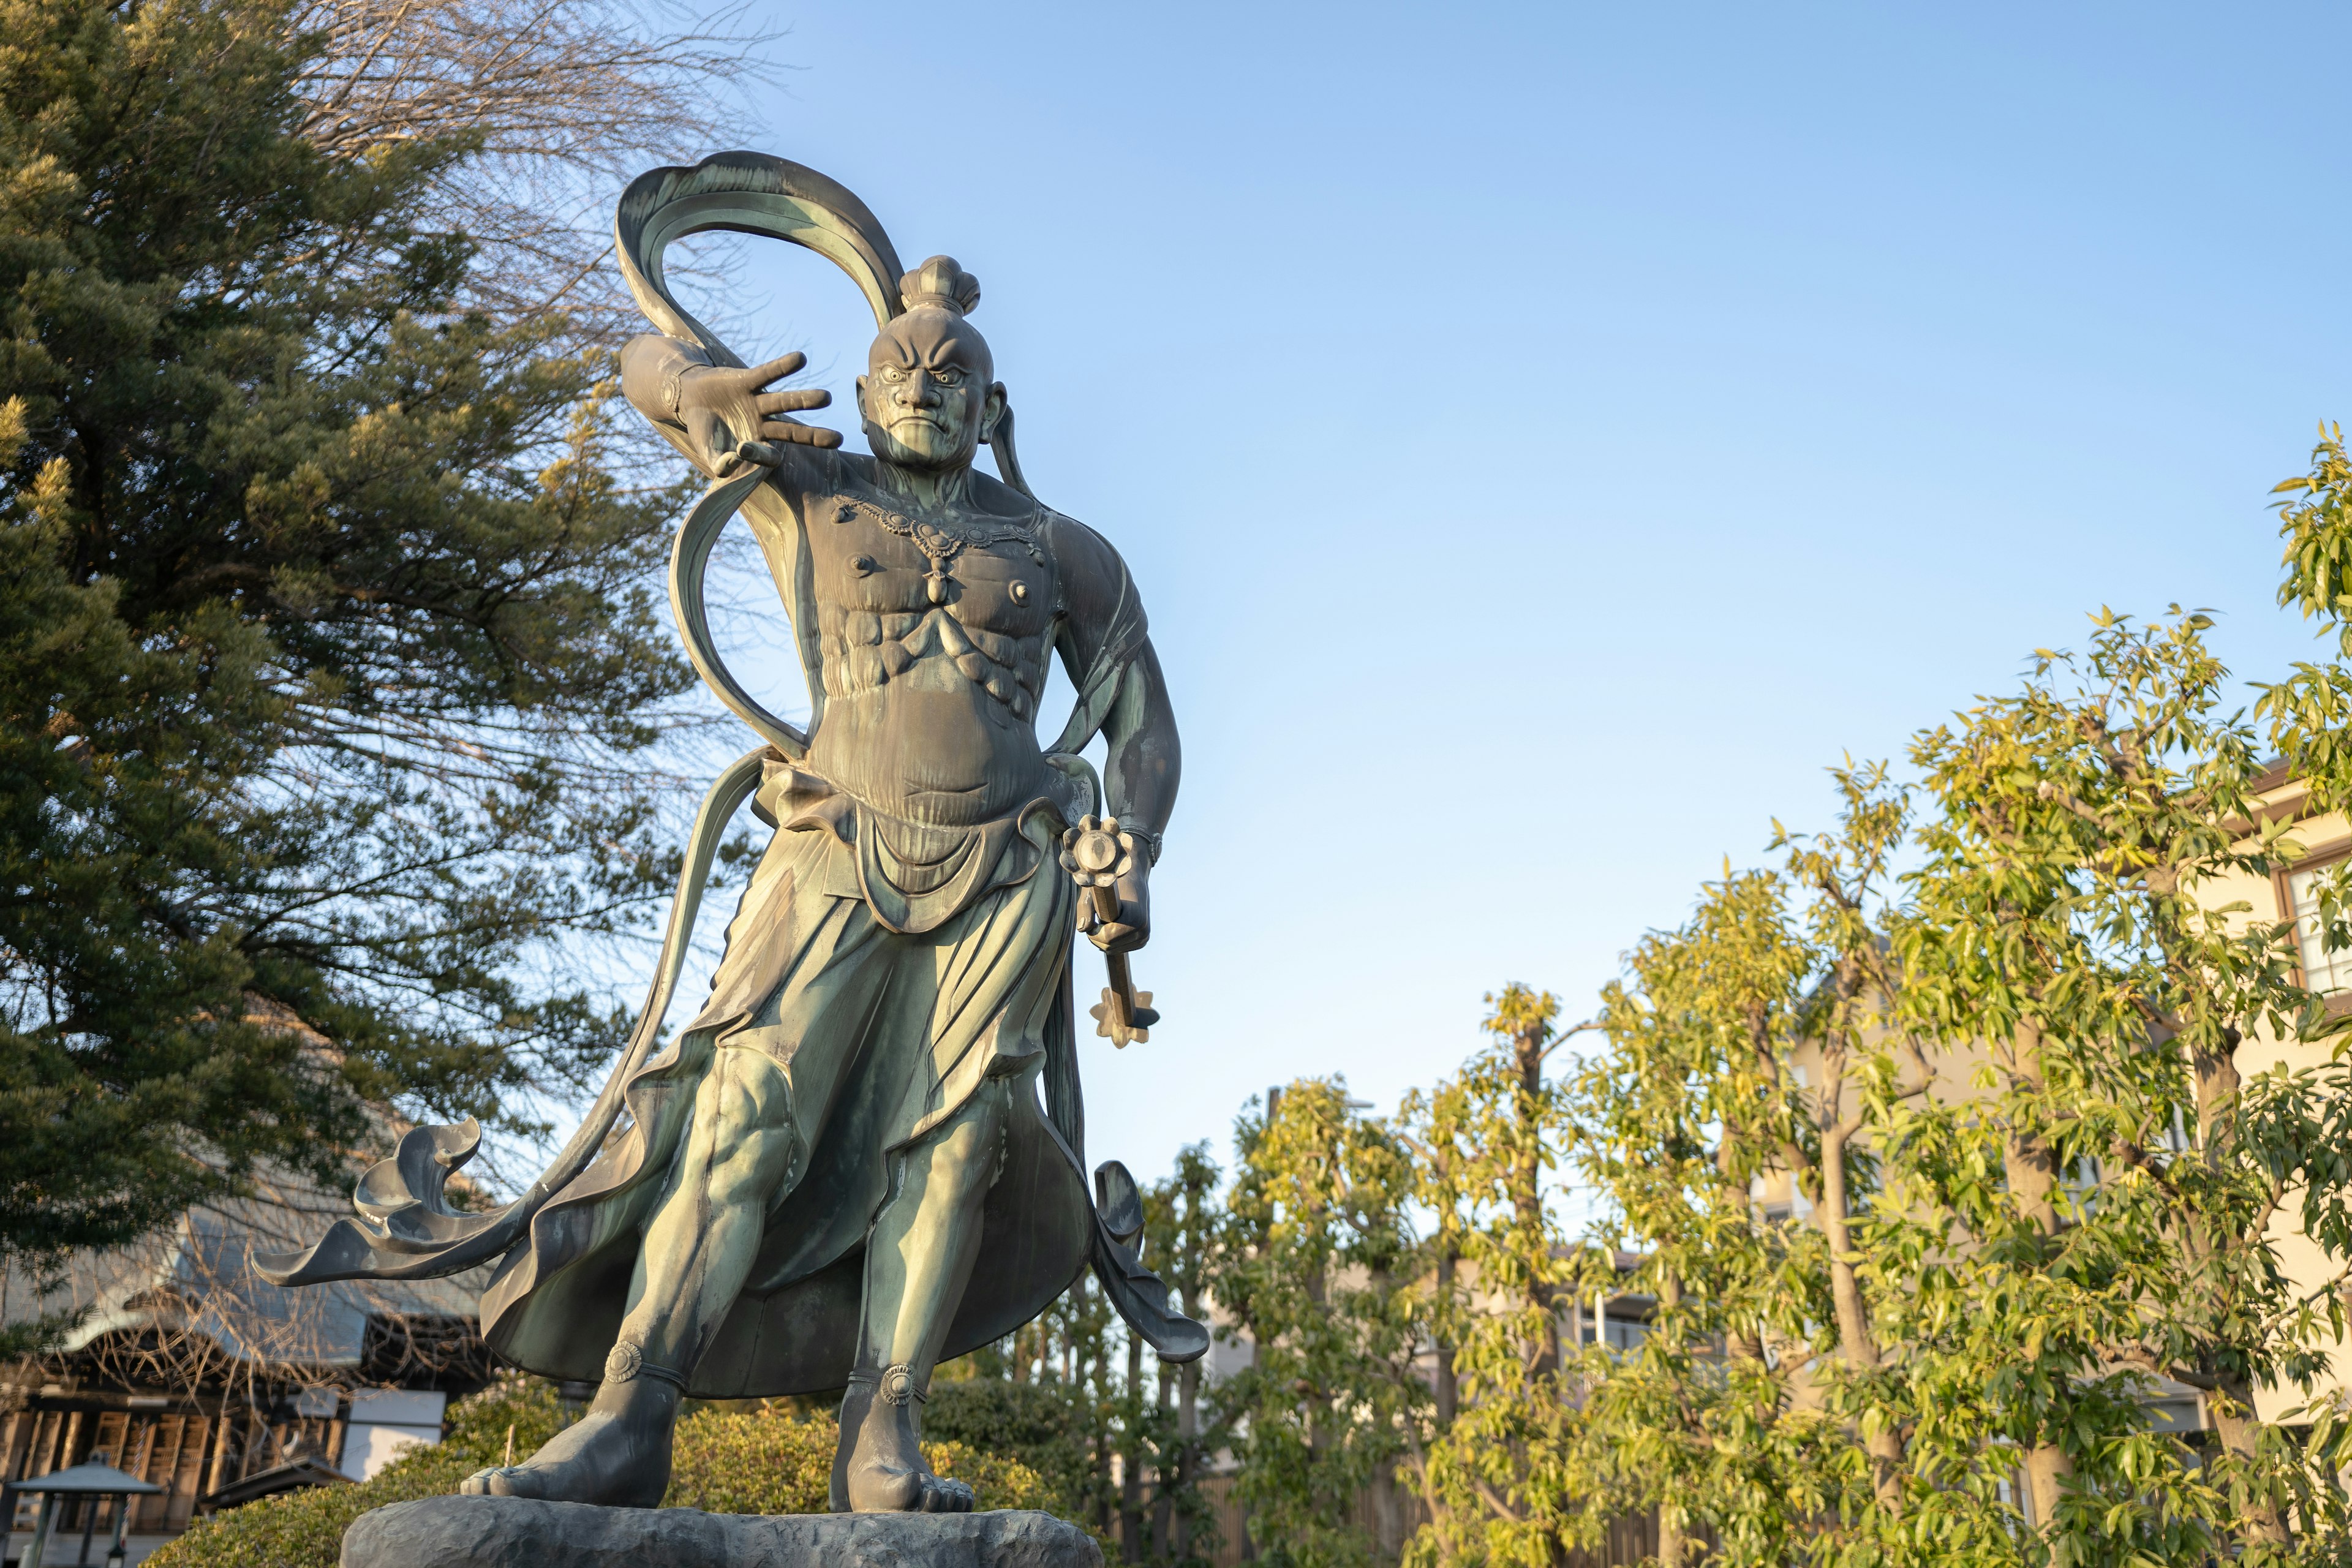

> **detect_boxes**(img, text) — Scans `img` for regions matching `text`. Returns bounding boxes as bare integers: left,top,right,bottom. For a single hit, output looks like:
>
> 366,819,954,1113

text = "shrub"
924,1377,1093,1523
147,1379,1049,1568
145,1379,566,1568
665,1404,1044,1515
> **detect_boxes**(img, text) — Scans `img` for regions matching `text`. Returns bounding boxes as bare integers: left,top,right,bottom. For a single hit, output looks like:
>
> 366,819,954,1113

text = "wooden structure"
2,1386,349,1537
3,1175,494,1552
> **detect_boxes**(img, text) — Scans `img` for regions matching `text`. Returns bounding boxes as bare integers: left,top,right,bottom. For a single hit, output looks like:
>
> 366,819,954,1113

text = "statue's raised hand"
677,352,840,475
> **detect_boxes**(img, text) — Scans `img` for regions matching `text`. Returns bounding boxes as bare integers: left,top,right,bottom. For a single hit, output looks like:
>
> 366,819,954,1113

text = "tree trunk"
2019,1444,2071,1535
2206,1379,2291,1550
1174,1174,1205,1567
1173,1356,1199,1563
1369,1465,1404,1561
1152,1360,1175,1561
1817,1123,1902,1504
1433,1237,1459,1424
1658,1506,1687,1568
1304,1262,1330,1532
1655,1273,1689,1568
1513,1016,1559,1374
1120,1332,1145,1561
2187,1034,2291,1553
1093,1427,1112,1537
1999,1020,2075,1532
1717,1120,1766,1366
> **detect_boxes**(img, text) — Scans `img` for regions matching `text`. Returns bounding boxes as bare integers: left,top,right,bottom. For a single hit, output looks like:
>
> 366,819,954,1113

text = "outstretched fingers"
755,386,831,414
745,361,837,446
761,420,842,448
737,351,808,390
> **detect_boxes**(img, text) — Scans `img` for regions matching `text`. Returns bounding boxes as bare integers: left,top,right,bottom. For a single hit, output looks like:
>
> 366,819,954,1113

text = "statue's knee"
918,1084,1007,1182
698,1050,795,1205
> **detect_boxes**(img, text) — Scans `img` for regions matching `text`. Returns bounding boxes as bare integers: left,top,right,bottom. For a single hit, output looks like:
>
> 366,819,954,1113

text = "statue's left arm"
1052,517,1178,954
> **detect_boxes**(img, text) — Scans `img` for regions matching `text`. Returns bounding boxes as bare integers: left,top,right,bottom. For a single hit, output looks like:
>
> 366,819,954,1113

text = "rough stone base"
339,1497,1106,1568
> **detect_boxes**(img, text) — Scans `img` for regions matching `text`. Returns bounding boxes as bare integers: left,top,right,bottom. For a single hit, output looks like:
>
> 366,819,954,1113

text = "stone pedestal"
339,1497,1105,1568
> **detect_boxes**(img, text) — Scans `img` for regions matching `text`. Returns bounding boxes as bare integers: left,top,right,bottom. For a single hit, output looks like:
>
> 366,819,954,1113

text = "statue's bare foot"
461,1374,678,1508
833,1374,974,1513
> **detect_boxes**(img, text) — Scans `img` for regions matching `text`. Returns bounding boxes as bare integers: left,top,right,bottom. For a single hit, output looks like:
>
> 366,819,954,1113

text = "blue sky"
659,2,2352,1187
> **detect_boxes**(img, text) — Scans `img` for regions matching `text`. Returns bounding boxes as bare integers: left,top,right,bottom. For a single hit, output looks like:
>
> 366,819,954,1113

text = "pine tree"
0,0,701,1287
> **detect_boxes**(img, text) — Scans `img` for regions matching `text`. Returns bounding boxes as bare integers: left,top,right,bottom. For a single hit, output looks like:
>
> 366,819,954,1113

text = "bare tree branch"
288,0,775,341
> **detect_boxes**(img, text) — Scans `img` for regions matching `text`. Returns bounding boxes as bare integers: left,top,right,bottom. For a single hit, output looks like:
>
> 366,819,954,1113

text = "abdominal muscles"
809,679,1044,826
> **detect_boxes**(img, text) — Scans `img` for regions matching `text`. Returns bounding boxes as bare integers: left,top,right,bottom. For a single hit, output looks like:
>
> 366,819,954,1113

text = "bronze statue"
260,153,1205,1513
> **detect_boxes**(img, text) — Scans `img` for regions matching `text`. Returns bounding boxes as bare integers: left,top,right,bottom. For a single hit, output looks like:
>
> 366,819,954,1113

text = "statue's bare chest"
801,486,1057,720
805,490,1051,628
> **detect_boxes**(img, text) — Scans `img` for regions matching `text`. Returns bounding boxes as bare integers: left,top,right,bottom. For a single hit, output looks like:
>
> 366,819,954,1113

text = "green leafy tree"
0,0,712,1293
1139,1144,1221,1566
1213,1078,1423,1568
1403,990,1596,1568
937,1149,1223,1561
1894,599,2352,1564
1566,870,1862,1568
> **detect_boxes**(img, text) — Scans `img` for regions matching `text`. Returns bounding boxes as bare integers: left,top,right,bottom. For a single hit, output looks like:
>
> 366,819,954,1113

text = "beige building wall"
2205,771,2352,1421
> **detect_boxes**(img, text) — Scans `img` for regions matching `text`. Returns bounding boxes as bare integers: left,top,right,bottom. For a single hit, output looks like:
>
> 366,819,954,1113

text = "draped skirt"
475,793,1096,1397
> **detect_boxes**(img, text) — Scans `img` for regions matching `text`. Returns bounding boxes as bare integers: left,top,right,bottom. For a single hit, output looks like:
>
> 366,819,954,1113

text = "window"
2288,864,2352,995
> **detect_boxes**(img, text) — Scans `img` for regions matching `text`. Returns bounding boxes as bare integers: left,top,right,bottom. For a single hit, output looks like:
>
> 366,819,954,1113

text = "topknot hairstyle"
900,254,981,316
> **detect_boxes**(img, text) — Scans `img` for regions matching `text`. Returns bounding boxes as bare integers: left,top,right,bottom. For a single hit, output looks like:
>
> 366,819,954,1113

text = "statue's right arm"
620,335,841,480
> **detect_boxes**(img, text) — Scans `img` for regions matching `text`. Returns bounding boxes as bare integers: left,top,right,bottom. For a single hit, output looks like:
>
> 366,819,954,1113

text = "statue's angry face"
857,308,1003,472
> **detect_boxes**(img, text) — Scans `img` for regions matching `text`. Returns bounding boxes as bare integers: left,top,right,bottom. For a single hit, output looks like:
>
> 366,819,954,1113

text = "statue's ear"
985,388,1034,499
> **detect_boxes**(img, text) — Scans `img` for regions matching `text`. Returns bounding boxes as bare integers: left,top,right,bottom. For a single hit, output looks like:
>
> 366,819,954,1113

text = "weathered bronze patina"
260,153,1204,1514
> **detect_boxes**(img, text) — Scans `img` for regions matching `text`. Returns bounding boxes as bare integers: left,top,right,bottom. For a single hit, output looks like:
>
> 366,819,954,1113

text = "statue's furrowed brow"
922,336,986,371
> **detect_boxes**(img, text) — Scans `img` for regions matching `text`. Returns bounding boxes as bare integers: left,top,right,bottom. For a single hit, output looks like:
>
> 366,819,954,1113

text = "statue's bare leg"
832,1080,1008,1512
465,1045,796,1506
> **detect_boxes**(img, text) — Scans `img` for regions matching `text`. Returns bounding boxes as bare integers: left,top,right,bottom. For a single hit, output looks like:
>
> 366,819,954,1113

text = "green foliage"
0,390,349,1272
926,1375,1093,1523
1559,875,1864,1568
145,1378,568,1568
1134,1144,1223,1568
2263,424,2352,811
1533,582,2352,1563
1887,603,2352,1564
1383,518,2352,1565
666,1403,1043,1515
0,0,696,1281
934,1141,1222,1566
1403,992,1590,1568
1213,1078,1423,1568
146,1379,1046,1568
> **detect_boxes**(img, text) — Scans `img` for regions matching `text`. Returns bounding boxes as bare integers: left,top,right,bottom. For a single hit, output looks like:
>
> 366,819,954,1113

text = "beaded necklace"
834,491,1047,605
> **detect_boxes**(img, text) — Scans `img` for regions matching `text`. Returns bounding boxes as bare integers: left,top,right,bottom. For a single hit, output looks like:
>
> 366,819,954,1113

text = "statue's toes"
462,1466,536,1499
922,1475,976,1513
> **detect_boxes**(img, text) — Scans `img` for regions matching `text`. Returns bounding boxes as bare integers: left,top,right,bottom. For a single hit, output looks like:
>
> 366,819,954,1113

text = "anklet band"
846,1363,928,1406
604,1340,688,1390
